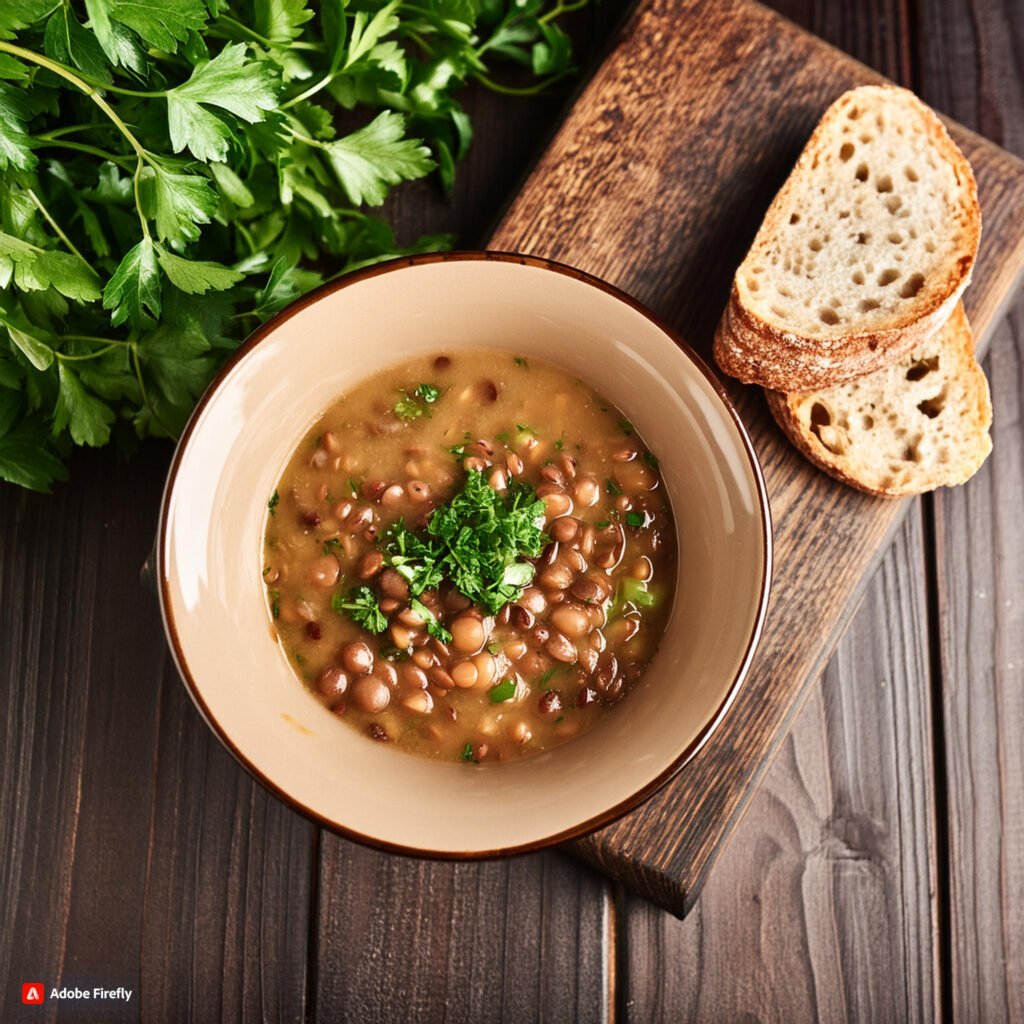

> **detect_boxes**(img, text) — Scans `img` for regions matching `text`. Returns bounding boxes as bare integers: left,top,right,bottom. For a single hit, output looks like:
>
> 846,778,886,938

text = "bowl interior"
159,255,770,854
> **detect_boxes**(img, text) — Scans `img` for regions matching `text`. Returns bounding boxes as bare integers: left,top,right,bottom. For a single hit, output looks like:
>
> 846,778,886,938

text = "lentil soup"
263,351,677,762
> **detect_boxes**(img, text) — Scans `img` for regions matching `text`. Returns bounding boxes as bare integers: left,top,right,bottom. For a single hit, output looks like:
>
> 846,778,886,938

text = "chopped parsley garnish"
516,423,533,432
609,578,657,618
460,742,475,762
394,395,424,420
489,679,517,703
487,640,502,655
596,519,611,529
347,477,362,498
395,382,442,420
643,451,660,468
381,470,546,614
268,490,280,516
514,356,529,368
605,478,623,496
536,665,567,690
323,538,343,554
410,597,453,644
270,590,280,619
626,511,647,528
331,587,388,634
262,565,272,577
554,439,565,451
617,418,634,435
496,431,510,443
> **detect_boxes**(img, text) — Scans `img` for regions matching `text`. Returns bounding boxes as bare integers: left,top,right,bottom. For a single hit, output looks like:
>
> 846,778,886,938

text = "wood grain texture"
620,506,940,1022
490,0,1024,915
617,5,945,1018
915,2,1024,1018
0,450,316,1024
934,310,1024,1024
315,840,612,1024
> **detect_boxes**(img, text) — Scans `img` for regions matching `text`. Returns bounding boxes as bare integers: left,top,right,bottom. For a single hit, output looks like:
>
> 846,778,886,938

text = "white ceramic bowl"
158,252,771,856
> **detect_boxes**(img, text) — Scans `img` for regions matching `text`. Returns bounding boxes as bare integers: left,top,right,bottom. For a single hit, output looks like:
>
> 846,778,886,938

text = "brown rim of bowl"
156,249,773,860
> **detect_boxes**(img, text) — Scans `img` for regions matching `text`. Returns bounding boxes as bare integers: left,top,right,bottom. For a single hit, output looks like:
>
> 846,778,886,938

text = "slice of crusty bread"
715,84,981,391
764,303,991,497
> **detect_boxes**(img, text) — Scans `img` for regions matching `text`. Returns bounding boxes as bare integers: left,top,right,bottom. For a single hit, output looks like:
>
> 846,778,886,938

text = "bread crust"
764,303,992,497
718,84,981,392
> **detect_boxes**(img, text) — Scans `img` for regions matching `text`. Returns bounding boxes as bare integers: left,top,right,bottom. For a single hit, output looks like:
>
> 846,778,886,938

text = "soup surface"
263,351,677,762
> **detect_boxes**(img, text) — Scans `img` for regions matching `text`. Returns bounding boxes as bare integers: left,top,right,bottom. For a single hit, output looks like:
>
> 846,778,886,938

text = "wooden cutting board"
490,0,1024,916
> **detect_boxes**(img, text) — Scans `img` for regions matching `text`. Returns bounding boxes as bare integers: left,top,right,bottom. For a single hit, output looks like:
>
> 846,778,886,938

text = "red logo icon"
22,983,44,1005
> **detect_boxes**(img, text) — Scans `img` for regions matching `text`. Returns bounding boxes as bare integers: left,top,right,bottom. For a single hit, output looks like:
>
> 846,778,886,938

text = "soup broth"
263,350,677,762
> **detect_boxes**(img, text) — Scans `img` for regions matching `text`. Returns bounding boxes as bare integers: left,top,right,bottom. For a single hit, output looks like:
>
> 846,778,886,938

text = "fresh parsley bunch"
0,0,586,492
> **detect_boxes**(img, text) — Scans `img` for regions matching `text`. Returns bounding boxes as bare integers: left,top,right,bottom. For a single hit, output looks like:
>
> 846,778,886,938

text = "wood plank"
137,662,315,1023
934,310,1024,1024
314,839,613,1023
915,2,1024,1017
0,451,165,1022
0,449,316,1023
490,0,1024,915
620,508,939,1022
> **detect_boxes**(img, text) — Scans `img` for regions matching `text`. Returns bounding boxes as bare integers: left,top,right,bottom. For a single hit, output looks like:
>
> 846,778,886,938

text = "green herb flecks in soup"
263,351,677,762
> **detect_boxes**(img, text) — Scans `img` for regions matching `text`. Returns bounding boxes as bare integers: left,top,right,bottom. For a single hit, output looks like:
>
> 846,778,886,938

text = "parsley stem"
61,335,134,347
55,344,121,362
32,138,136,167
538,0,590,24
212,15,276,48
280,71,338,110
0,43,148,158
34,123,100,140
130,342,176,439
132,159,150,239
471,69,573,95
25,188,88,264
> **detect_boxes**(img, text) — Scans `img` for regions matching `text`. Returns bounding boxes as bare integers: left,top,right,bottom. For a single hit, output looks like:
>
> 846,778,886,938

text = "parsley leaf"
410,597,452,643
394,382,441,420
103,239,162,328
460,741,474,762
107,0,207,53
394,394,423,421
156,249,244,295
146,165,217,249
322,111,435,206
268,490,280,515
381,469,545,614
0,418,67,492
53,363,115,447
167,44,279,162
609,578,657,618
626,511,646,528
0,83,35,171
331,586,388,633
255,0,315,43
489,678,516,703
44,6,112,85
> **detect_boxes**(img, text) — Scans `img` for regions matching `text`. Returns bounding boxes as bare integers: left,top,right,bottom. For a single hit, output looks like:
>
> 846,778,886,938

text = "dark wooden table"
3,2,1022,1021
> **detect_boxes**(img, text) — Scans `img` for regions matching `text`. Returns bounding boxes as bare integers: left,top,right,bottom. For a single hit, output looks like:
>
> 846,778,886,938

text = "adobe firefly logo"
22,983,44,1005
